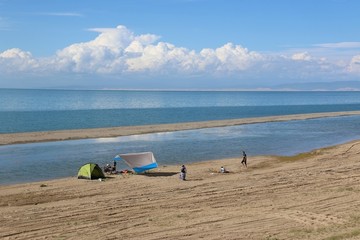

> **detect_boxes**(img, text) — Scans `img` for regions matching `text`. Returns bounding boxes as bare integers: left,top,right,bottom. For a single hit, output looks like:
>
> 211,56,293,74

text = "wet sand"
1,140,360,239
1,111,360,145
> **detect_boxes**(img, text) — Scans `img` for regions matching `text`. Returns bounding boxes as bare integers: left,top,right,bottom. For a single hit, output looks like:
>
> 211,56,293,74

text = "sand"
1,140,360,239
1,110,360,145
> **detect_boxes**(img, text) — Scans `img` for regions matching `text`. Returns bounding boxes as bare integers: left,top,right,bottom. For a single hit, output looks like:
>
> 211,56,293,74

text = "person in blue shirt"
241,151,247,167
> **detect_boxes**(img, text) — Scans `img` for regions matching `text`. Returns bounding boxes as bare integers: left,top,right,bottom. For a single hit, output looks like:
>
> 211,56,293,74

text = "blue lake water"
1,89,360,133
1,115,360,185
1,89,360,185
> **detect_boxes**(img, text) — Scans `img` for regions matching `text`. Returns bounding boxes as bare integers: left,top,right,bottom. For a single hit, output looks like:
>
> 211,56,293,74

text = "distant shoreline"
1,110,360,146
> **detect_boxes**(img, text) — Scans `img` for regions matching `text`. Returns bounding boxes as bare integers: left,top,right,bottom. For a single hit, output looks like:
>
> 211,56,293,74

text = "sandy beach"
1,111,360,145
1,139,360,239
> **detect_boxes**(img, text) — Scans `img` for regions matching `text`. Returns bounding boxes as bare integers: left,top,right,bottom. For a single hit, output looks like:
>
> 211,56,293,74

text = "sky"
1,0,360,90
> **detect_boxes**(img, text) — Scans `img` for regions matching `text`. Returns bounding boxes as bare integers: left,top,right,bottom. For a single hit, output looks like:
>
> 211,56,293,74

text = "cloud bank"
50,25,264,76
1,25,359,88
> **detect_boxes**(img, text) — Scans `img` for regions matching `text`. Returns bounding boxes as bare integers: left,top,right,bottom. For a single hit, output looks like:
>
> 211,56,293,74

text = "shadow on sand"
139,172,179,177
104,176,116,179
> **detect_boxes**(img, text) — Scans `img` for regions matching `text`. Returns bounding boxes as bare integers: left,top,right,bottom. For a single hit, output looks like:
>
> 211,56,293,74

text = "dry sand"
1,111,360,145
1,140,360,240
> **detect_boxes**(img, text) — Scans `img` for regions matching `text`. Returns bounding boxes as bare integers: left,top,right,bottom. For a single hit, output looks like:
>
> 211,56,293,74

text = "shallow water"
1,115,360,185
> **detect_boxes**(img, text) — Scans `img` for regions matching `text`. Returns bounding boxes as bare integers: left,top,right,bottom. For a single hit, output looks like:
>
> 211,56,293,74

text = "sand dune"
1,111,360,145
1,140,360,239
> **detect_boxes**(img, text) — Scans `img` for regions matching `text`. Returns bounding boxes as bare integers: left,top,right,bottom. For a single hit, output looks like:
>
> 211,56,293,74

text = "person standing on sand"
113,159,117,172
180,165,187,180
241,151,247,167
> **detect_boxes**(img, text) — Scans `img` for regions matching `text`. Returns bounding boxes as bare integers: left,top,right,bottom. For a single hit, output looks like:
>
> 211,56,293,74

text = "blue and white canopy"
117,152,158,173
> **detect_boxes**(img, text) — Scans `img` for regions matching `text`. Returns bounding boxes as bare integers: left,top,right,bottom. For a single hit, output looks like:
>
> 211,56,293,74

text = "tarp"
117,152,158,173
77,163,105,180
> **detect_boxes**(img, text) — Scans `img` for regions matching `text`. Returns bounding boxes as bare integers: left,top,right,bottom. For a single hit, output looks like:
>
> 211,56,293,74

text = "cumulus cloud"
0,48,39,72
207,43,263,71
51,25,263,76
1,24,360,87
53,25,162,73
125,42,263,74
291,52,312,61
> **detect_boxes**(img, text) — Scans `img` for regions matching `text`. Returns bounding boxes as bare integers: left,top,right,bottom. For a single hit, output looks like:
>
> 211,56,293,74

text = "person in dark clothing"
180,165,187,180
241,151,247,167
113,160,117,172
104,164,112,173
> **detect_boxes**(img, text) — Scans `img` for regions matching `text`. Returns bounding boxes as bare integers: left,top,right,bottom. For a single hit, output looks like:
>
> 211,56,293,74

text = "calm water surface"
1,89,360,185
1,115,360,185
1,89,360,133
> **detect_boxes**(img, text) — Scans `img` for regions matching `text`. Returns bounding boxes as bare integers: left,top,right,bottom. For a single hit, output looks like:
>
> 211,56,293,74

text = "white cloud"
126,42,182,72
213,43,264,71
40,12,83,17
1,25,360,87
315,42,360,49
0,48,39,72
125,41,264,74
52,25,162,73
348,55,360,73
87,26,136,50
51,25,263,76
291,52,312,61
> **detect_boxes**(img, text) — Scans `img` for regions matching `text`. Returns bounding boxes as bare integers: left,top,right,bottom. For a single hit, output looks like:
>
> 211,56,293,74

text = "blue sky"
1,0,360,89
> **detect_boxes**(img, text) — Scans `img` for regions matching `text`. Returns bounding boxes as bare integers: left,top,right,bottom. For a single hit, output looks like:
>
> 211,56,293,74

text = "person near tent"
113,159,117,172
180,165,187,180
241,151,247,167
104,164,112,174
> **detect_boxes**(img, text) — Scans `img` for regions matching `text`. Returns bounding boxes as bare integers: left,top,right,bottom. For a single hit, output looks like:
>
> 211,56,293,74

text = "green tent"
77,163,105,180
